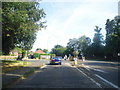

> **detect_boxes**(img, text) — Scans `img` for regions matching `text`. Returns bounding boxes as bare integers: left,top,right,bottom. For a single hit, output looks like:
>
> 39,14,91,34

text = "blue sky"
31,0,119,52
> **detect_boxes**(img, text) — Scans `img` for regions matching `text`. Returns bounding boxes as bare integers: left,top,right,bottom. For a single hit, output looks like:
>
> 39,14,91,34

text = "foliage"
2,2,46,55
40,53,51,55
51,45,66,57
33,53,40,59
21,50,26,58
89,26,105,58
77,35,91,56
50,16,119,60
33,53,51,59
43,49,48,53
93,26,104,46
10,47,22,54
66,35,91,57
36,48,42,51
105,16,120,60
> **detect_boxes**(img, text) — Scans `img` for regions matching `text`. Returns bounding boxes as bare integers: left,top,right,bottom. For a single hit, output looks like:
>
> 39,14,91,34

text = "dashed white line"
95,74,120,89
74,67,102,88
92,68,108,73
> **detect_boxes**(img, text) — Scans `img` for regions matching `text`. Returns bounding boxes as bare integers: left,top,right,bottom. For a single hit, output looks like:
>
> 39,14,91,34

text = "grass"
2,60,31,73
20,67,40,80
23,67,39,77
23,68,36,77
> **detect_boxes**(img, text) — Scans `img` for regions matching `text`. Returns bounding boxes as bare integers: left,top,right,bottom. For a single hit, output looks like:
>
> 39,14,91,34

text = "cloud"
60,1,117,38
32,0,118,51
42,0,119,3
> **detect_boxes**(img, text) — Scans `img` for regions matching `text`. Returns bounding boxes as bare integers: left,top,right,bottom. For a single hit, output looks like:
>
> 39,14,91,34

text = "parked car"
50,57,62,65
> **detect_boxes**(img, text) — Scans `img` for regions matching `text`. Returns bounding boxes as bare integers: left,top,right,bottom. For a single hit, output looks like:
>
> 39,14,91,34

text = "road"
77,60,120,88
10,59,120,89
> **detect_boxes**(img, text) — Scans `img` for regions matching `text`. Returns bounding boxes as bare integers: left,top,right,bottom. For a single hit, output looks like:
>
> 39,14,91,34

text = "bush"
33,53,41,59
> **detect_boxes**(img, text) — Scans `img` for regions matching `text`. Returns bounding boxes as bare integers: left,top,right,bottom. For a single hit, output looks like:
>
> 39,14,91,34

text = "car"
50,57,62,65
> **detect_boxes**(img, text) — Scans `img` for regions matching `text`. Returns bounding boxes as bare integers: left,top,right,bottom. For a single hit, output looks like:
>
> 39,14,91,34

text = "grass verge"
2,60,31,73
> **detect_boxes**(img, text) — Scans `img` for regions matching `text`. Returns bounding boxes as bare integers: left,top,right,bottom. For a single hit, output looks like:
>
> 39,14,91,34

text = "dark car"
50,57,62,65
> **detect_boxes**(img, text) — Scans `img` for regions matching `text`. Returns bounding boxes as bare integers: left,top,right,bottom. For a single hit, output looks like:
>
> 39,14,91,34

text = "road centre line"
74,67,102,88
95,74,120,89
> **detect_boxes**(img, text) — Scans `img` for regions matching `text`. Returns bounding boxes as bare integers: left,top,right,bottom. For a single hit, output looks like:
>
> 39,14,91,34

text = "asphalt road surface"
77,60,120,89
10,60,120,89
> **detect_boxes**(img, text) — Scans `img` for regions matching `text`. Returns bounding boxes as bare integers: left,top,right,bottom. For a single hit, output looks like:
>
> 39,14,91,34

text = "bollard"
74,57,78,65
82,57,85,61
74,60,77,65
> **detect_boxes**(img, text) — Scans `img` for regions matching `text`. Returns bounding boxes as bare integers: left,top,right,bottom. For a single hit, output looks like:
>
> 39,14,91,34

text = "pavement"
2,59,49,89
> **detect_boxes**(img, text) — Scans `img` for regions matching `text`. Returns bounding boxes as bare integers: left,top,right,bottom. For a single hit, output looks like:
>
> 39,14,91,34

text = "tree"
2,2,46,55
77,35,91,56
43,49,48,53
90,26,104,58
67,38,78,51
10,47,22,54
93,26,104,45
54,45,63,48
51,45,66,57
36,48,42,51
105,16,120,60
66,36,91,57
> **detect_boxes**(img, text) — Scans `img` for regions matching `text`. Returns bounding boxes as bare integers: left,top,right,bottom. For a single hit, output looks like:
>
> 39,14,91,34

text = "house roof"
35,50,45,54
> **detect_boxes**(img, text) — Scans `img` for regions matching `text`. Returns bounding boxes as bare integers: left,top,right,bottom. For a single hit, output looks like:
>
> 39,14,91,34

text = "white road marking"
64,63,71,66
92,68,108,73
74,67,102,88
82,64,108,73
84,67,90,71
41,65,47,69
95,74,120,89
2,73,21,76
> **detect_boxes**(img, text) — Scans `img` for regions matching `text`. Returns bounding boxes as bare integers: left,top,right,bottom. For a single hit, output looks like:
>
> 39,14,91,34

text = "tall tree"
105,16,120,60
77,35,91,56
67,38,78,51
91,26,104,58
2,2,46,55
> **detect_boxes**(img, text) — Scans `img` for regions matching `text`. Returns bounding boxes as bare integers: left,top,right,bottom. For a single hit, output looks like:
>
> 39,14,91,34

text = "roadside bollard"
74,60,77,65
82,57,85,61
74,57,78,65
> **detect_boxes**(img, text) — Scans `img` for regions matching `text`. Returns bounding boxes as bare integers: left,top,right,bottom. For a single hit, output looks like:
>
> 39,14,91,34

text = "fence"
0,56,18,60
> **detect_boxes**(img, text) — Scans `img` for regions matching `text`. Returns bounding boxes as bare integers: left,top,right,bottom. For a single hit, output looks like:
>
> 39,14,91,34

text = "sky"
31,0,119,52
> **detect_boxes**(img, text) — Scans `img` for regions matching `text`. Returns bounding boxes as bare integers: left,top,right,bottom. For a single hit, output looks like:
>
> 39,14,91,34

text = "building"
34,50,50,59
34,50,46,54
9,51,18,56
